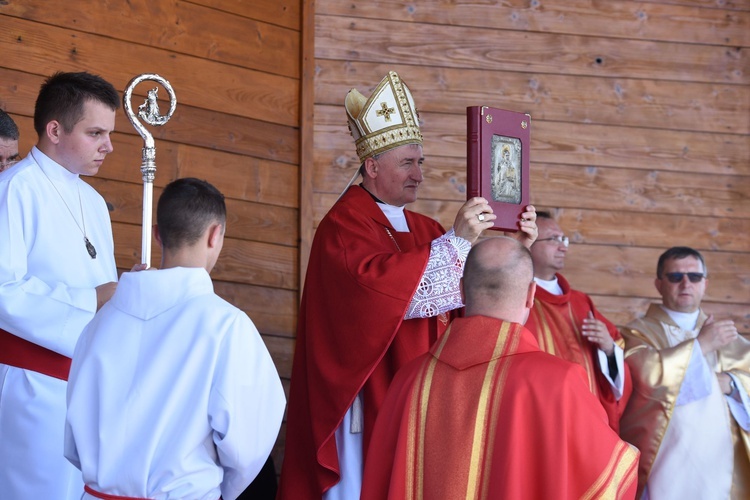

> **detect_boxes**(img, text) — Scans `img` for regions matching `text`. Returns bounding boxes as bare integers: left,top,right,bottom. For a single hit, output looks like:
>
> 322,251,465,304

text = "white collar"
660,305,701,331
534,276,563,295
377,202,408,232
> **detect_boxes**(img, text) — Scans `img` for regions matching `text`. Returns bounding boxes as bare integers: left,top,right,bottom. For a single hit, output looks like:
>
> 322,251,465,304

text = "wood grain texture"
113,222,298,290
186,0,301,30
299,0,316,293
314,104,750,177
316,0,749,46
1,0,300,78
0,16,299,126
314,59,750,135
315,15,748,84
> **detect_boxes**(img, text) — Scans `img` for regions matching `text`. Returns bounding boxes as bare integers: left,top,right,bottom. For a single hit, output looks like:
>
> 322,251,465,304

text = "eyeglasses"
663,272,705,284
0,158,19,170
535,235,569,247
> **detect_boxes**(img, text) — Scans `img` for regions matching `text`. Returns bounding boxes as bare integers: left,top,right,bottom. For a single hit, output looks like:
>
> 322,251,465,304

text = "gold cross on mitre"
376,102,395,122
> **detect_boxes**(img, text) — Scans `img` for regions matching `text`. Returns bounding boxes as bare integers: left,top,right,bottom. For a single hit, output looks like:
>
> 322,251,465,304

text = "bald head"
463,237,536,323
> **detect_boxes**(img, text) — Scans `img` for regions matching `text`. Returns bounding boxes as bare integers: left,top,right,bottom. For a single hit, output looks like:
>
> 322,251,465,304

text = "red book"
467,106,531,231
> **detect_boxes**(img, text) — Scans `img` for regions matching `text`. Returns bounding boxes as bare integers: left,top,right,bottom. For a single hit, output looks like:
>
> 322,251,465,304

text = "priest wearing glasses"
524,210,632,433
620,246,750,499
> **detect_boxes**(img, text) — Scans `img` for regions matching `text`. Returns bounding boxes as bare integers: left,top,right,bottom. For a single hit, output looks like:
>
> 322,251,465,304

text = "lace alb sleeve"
404,228,471,319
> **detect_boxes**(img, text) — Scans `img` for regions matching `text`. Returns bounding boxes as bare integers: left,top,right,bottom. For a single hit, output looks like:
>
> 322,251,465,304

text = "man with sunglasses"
524,211,632,432
620,246,750,499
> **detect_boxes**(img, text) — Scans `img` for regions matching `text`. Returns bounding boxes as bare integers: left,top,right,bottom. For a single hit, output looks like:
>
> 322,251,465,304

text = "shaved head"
463,237,535,322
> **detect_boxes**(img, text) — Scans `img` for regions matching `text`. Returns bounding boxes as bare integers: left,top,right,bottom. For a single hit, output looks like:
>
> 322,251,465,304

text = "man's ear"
46,120,62,145
152,224,163,249
525,281,536,309
207,223,224,249
363,157,378,180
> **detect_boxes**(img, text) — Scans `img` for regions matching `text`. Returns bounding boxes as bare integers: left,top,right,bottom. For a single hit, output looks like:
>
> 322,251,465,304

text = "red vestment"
277,186,456,498
362,316,639,500
524,273,632,432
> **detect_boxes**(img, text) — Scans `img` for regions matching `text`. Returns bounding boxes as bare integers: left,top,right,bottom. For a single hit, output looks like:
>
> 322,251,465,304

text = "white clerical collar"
660,305,700,331
377,202,409,232
534,276,563,295
31,146,78,183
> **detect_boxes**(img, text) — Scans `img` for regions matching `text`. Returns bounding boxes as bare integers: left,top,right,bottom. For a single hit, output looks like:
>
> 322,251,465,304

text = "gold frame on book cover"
467,106,531,232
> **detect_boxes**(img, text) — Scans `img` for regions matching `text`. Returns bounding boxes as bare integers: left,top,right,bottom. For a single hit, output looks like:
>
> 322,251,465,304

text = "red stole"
524,273,632,432
278,186,454,498
362,316,639,499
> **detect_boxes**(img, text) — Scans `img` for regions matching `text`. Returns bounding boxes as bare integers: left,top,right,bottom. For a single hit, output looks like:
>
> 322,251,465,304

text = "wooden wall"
1,0,748,482
309,0,750,337
0,0,304,471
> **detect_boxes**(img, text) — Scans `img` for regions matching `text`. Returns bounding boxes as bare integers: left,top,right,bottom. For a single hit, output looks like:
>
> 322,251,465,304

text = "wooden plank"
261,334,295,380
186,0,301,30
2,0,300,78
214,282,297,338
176,145,298,209
547,208,750,254
162,104,299,165
0,16,299,126
314,59,750,135
89,177,298,246
314,14,748,84
113,222,162,269
649,0,749,12
316,0,749,46
314,104,750,176
560,244,749,305
113,222,298,289
213,236,298,291
527,163,749,219
592,295,750,334
299,0,316,291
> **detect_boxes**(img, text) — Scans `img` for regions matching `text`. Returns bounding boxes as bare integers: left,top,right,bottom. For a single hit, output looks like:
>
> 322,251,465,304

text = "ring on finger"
477,213,486,222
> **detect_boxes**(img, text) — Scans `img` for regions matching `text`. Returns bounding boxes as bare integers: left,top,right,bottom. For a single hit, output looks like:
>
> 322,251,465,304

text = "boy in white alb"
65,177,286,500
0,71,120,500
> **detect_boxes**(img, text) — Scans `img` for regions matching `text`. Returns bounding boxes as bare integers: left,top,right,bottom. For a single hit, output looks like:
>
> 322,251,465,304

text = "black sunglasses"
663,272,705,284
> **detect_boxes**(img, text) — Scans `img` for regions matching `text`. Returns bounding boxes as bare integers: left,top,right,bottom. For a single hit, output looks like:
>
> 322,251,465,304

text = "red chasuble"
278,186,456,498
524,273,632,432
362,316,639,500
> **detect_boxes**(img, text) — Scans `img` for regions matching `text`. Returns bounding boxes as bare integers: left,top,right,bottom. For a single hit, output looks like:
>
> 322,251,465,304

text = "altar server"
64,177,286,500
0,71,120,499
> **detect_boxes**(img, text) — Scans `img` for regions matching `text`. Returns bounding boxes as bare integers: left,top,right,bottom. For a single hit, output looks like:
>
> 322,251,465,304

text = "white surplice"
65,267,286,500
0,147,117,499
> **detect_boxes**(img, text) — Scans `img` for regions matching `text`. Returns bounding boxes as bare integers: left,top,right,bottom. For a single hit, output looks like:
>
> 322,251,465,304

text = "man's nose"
101,135,113,153
411,163,423,182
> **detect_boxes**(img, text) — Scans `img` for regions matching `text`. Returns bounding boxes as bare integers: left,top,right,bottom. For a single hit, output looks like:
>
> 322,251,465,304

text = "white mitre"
345,71,423,164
